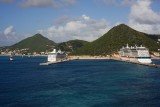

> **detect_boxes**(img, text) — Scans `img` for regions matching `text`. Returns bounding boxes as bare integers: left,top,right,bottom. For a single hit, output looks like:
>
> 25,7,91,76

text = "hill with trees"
57,40,89,52
71,24,160,55
8,34,89,54
9,33,56,53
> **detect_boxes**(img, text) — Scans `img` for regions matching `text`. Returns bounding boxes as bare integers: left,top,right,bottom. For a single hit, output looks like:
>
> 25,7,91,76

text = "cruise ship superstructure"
48,49,67,62
119,44,152,64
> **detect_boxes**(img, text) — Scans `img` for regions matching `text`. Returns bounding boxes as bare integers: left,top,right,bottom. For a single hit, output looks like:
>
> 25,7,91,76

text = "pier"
39,55,160,68
39,59,76,65
40,59,68,65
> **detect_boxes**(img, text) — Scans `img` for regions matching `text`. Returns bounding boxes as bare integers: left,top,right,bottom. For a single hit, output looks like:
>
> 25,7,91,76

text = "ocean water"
0,56,160,107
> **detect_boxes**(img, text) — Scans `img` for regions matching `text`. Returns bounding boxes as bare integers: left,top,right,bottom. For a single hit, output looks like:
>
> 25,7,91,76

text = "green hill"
9,33,56,53
145,34,160,41
72,24,160,55
57,40,89,52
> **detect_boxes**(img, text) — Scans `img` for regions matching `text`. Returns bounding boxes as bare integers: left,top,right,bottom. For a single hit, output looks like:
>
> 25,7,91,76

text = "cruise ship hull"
120,57,152,64
137,58,152,64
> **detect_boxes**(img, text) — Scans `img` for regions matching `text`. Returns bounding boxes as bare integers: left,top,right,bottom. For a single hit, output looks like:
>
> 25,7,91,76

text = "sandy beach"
68,55,111,60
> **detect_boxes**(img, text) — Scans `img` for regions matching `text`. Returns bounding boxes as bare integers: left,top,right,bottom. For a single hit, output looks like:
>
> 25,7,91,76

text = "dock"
111,57,160,68
40,56,160,68
39,59,76,65
40,59,68,65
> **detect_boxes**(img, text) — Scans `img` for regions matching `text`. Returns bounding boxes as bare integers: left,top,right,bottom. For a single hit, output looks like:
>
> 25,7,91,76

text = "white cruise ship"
119,44,152,64
48,49,67,62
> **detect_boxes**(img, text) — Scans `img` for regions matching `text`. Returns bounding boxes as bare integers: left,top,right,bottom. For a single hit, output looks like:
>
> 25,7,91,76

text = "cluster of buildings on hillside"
0,48,48,56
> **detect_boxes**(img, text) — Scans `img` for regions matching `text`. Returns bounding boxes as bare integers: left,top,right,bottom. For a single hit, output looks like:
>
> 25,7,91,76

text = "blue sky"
0,0,160,46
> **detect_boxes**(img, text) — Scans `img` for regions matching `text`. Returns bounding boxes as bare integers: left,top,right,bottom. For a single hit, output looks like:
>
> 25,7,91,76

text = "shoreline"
69,55,160,60
1,55,160,60
68,55,111,60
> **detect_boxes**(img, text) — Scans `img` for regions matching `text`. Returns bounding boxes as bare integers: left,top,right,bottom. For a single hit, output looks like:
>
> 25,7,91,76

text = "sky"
0,0,160,46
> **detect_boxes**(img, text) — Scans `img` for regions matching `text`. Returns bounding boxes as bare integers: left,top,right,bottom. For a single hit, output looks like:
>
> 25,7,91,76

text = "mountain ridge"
8,34,89,54
71,24,160,55
9,33,56,53
3,24,160,55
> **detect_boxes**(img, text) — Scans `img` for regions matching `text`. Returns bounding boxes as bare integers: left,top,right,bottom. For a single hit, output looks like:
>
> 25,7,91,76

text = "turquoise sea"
0,56,160,107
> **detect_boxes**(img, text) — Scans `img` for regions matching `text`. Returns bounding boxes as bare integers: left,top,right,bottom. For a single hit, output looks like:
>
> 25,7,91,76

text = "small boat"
10,56,14,61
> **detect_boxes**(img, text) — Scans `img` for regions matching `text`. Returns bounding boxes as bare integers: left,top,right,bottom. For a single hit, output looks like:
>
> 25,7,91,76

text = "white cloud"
4,26,15,36
20,0,76,8
38,15,110,42
129,0,160,25
65,21,86,31
0,26,31,46
128,0,160,34
0,26,16,46
82,14,90,20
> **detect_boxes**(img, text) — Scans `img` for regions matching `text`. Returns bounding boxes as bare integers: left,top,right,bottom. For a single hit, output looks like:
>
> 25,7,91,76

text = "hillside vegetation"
7,24,160,55
57,40,89,52
9,33,56,53
71,24,160,55
8,34,89,53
